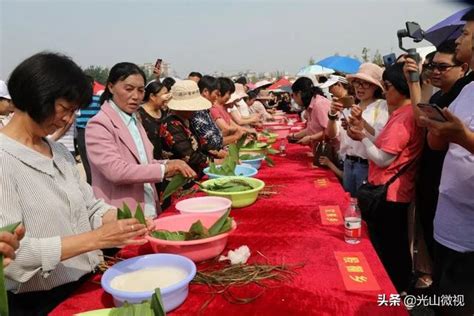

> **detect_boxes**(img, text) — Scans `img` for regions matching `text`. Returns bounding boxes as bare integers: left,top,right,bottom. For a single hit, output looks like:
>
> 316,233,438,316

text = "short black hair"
436,39,462,64
382,62,410,98
217,77,235,96
246,90,258,100
461,8,474,22
144,81,166,102
188,72,202,79
198,75,218,94
8,51,92,124
162,77,176,91
100,62,146,105
235,76,247,85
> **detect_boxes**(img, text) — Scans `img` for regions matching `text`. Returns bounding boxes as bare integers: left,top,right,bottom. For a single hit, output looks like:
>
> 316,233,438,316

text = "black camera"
397,22,425,82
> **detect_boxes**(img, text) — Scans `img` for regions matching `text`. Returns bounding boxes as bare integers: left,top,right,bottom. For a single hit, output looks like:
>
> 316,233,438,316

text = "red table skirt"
51,144,408,316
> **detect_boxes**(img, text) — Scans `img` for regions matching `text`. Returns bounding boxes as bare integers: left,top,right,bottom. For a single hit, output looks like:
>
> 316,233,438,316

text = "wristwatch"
328,111,339,121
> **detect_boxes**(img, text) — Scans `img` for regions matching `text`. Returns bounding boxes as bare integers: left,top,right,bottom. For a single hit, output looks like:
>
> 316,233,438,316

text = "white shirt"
0,134,111,293
337,99,389,159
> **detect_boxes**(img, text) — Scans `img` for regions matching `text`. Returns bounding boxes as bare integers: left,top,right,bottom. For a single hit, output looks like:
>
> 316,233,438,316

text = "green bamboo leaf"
188,220,209,239
150,230,187,241
0,222,21,233
134,204,146,225
151,288,166,316
208,209,231,236
122,203,132,219
117,207,127,220
264,155,275,167
0,222,20,316
266,148,279,155
236,133,247,150
162,174,189,200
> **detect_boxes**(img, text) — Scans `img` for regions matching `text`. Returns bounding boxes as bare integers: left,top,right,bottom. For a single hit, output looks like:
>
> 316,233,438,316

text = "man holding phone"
414,9,474,315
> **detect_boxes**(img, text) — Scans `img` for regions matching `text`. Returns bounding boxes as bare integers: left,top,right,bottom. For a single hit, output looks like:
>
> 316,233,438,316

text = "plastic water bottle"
279,139,287,156
344,198,361,244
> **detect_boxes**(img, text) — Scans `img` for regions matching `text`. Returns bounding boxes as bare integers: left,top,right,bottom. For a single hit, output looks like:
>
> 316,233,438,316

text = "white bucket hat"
167,80,211,111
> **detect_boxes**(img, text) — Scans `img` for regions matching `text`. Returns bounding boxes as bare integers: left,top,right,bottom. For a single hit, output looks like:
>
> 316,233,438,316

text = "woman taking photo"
86,63,195,217
0,52,149,314
326,64,389,196
348,62,424,293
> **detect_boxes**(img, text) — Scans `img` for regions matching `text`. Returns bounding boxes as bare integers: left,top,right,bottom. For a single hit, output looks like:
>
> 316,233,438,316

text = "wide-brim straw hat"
167,80,211,111
346,63,384,92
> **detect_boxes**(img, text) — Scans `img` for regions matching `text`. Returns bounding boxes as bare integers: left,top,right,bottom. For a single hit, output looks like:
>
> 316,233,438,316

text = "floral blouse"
160,114,209,176
189,110,224,152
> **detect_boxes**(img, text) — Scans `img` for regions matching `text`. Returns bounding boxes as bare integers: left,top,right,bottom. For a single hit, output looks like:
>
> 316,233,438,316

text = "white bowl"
175,196,232,216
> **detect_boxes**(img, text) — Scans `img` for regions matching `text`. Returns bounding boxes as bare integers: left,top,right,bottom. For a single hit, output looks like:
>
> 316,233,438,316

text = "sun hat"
167,80,211,111
227,83,248,104
319,75,349,89
0,81,11,99
346,63,384,91
253,80,273,90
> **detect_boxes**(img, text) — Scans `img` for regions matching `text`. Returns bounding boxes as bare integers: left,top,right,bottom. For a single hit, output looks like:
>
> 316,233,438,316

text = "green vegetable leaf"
151,288,166,316
134,204,146,225
162,174,189,200
0,222,21,316
208,209,231,236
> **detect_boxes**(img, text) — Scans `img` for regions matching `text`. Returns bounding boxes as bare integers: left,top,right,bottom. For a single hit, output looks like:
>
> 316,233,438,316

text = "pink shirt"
306,95,331,135
368,105,424,203
210,104,232,125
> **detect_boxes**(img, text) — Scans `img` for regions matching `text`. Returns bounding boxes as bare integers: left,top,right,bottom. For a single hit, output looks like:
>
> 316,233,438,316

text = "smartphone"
417,103,447,122
383,53,396,68
339,96,355,109
406,21,423,42
154,58,162,70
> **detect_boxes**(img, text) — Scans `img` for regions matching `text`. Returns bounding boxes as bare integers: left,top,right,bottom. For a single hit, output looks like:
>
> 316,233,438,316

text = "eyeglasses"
352,80,372,89
426,62,460,72
383,82,393,91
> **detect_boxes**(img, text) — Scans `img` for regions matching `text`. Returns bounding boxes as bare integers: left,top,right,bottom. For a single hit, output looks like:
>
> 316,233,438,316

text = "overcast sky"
0,0,469,78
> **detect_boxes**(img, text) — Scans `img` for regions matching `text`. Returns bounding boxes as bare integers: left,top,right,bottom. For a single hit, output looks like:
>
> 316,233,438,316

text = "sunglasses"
425,62,460,72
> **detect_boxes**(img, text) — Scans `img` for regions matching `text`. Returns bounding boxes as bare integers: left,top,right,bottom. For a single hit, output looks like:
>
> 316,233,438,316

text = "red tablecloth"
51,144,408,316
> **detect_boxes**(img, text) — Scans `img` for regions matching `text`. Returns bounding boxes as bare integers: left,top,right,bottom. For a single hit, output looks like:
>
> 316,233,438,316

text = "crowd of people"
0,9,473,316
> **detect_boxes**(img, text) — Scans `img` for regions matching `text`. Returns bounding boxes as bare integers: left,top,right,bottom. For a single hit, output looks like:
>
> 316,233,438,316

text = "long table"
51,144,408,316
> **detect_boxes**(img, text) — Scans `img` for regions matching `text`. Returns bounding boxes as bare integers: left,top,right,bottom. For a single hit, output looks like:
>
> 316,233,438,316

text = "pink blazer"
85,101,165,213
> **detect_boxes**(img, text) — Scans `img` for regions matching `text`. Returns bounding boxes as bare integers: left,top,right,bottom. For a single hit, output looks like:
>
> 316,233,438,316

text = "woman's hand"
145,217,155,232
319,156,334,169
95,218,148,249
350,105,363,120
0,224,25,267
297,135,313,145
347,126,366,142
165,160,196,178
330,99,344,115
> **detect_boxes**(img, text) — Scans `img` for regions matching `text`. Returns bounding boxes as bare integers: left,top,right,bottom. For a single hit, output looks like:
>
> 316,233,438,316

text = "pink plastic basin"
269,125,291,139
145,214,236,262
